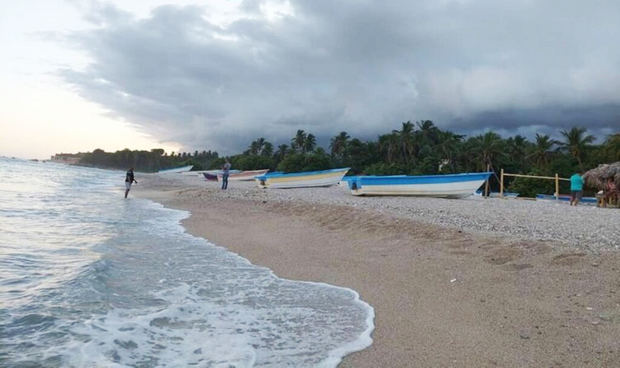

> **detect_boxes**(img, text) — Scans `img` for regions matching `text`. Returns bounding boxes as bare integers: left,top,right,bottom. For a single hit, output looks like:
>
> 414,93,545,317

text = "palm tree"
304,134,317,153
378,133,400,164
393,121,416,164
330,131,350,159
291,130,307,153
262,142,274,157
436,130,463,172
559,127,595,171
598,133,620,162
274,144,289,162
505,135,529,171
416,120,439,146
528,134,556,170
470,131,505,171
248,137,266,155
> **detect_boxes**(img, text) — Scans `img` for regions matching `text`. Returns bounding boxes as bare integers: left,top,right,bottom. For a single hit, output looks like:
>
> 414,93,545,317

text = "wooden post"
484,163,490,198
500,168,504,198
555,173,559,200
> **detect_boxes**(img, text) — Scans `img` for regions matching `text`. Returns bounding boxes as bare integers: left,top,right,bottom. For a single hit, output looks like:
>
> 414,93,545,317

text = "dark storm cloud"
61,0,620,153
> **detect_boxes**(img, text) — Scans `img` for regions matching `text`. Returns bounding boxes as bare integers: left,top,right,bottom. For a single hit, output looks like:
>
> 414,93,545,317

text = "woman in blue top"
570,173,584,206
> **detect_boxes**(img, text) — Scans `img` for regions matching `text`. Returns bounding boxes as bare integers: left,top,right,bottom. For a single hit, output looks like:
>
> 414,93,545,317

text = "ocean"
0,158,373,367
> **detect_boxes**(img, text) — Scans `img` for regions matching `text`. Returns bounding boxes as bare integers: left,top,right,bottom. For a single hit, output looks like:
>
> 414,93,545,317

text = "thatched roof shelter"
583,162,620,190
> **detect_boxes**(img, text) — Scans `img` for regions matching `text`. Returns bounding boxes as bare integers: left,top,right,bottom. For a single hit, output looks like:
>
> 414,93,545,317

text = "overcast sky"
2,0,619,158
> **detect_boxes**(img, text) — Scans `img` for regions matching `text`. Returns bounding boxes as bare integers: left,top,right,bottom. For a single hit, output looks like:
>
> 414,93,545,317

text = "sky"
1,0,619,159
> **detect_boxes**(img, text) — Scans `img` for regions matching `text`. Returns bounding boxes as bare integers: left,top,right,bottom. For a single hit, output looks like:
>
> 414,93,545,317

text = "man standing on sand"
125,168,138,198
570,172,584,206
221,160,231,190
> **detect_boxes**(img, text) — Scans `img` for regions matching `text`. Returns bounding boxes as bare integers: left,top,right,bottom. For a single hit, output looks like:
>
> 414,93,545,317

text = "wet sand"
136,176,620,367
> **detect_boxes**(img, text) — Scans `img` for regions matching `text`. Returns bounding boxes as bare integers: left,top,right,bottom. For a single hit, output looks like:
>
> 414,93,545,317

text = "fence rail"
499,169,569,199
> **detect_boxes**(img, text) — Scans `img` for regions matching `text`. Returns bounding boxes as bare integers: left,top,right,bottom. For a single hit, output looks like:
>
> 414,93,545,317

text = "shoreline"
135,175,620,367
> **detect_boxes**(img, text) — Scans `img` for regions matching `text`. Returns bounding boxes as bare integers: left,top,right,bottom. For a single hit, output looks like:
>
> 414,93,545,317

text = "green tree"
559,127,595,171
378,133,400,164
527,134,556,171
393,121,416,164
435,131,463,173
330,131,350,160
274,144,289,163
416,120,440,146
276,151,331,173
262,142,274,157
468,132,505,171
304,133,317,153
291,130,307,153
589,133,619,165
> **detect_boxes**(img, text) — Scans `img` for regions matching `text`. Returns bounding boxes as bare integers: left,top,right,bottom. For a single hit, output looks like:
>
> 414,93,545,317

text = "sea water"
0,158,374,367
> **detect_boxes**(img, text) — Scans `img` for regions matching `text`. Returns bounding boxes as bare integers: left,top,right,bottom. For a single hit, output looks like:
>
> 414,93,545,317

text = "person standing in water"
125,168,138,198
569,172,584,206
221,160,231,190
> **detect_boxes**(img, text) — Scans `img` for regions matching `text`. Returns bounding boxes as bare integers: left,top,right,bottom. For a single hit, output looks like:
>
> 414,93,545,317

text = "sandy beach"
136,174,620,367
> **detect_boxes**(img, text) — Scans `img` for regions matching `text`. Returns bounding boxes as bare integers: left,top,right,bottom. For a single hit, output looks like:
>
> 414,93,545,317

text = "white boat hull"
218,169,269,181
256,168,349,189
349,173,491,198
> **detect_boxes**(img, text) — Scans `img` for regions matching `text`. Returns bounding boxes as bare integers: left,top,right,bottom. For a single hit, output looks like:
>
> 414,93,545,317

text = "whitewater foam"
0,158,374,367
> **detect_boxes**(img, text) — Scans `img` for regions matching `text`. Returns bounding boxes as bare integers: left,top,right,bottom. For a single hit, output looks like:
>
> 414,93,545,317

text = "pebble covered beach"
149,173,620,251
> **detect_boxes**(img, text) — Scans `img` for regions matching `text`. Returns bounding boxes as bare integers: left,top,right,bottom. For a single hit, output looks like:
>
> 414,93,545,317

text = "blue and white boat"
255,168,350,189
536,194,597,204
347,172,492,198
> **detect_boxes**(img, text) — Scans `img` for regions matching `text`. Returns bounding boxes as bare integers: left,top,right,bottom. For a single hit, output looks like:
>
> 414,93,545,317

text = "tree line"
79,148,220,173
77,122,618,196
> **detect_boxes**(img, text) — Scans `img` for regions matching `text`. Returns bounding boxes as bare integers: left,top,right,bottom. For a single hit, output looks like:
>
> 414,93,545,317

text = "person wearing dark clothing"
125,168,137,198
221,161,231,190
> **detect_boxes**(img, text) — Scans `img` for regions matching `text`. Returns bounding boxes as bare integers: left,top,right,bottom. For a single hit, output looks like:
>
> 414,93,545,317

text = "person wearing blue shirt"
570,173,584,206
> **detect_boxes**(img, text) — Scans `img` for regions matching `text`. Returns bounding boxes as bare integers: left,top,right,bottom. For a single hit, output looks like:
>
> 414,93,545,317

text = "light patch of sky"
0,0,247,159
260,0,294,22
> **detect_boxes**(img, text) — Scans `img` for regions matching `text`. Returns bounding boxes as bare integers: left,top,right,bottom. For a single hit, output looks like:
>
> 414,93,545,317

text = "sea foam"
0,158,374,367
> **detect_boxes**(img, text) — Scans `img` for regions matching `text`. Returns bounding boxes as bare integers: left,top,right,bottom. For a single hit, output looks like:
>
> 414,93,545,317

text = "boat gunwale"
350,172,492,187
255,167,350,180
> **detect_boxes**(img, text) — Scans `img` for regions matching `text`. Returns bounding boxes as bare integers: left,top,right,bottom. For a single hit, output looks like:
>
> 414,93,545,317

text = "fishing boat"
347,172,492,198
204,169,241,175
338,176,358,189
339,175,407,190
255,168,350,189
536,194,597,204
158,165,193,174
218,169,269,181
203,172,218,181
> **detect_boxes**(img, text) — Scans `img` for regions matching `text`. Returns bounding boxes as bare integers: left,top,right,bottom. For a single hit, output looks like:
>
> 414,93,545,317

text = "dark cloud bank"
62,0,620,153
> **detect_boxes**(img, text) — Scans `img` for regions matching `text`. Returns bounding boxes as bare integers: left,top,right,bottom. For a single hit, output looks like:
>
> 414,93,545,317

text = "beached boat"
536,194,597,204
203,172,218,181
347,172,492,198
218,169,269,181
204,169,241,175
338,176,357,189
338,175,407,190
158,165,193,174
255,168,350,189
